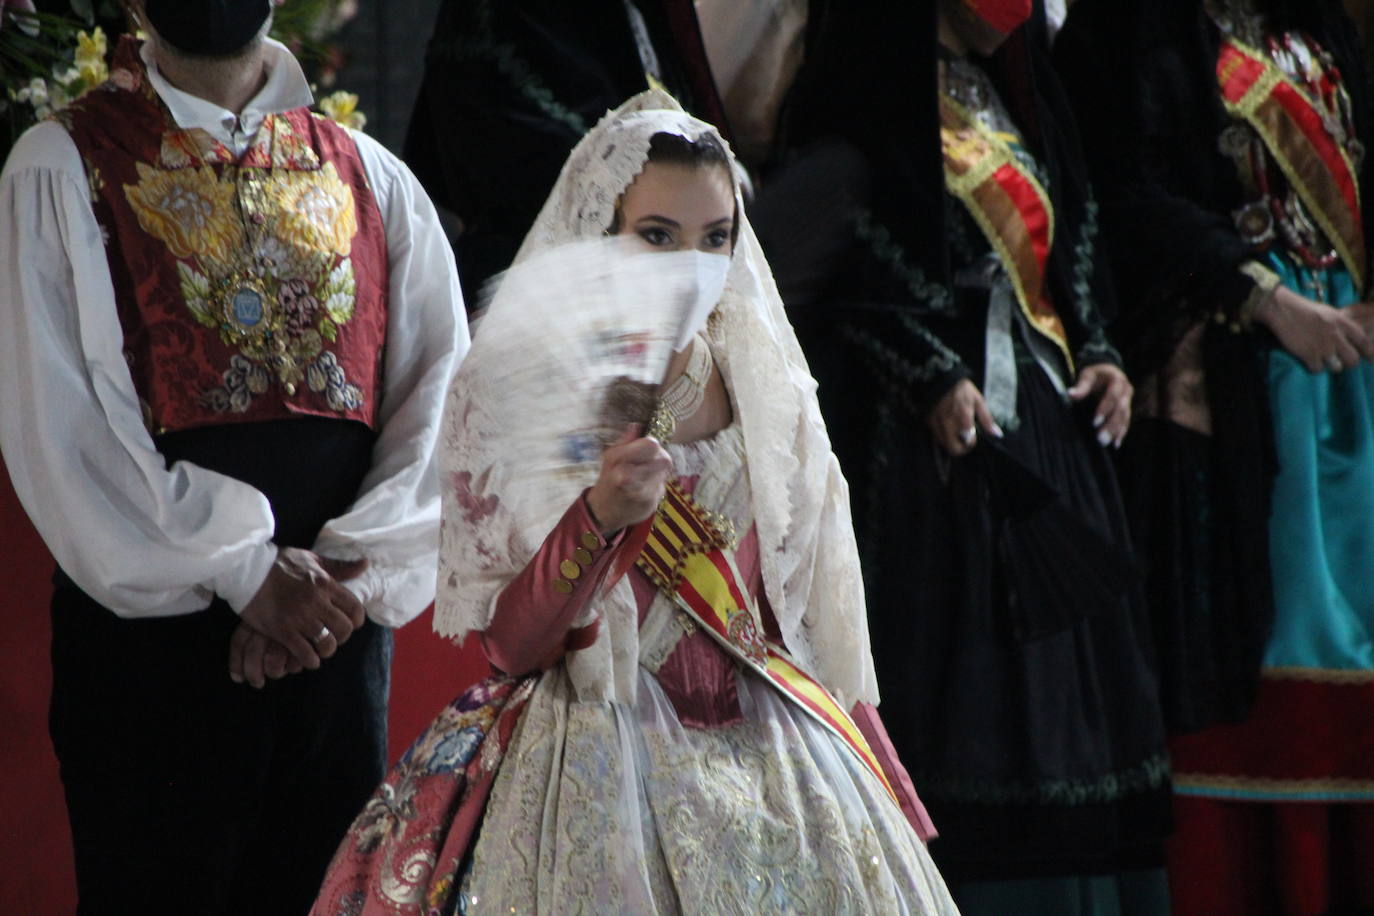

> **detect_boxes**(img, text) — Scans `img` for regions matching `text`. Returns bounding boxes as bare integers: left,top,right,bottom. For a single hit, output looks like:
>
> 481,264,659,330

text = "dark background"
329,0,440,154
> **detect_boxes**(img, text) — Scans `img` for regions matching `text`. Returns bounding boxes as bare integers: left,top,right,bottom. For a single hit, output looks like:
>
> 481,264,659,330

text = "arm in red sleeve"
851,701,938,844
479,491,627,675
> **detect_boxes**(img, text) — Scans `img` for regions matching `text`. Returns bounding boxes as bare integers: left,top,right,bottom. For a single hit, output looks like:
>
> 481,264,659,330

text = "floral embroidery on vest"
62,36,387,436
122,113,366,412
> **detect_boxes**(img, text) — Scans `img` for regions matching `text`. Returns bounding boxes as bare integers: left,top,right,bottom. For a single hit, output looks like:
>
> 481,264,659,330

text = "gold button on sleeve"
552,579,573,595
580,532,600,551
559,559,581,579
573,547,593,567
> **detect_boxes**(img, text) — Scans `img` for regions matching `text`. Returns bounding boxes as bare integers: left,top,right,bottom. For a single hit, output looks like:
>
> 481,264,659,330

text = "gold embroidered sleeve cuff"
1233,260,1282,331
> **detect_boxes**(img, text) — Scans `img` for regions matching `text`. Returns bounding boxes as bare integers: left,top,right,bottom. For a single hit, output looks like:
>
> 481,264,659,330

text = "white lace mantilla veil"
434,90,879,709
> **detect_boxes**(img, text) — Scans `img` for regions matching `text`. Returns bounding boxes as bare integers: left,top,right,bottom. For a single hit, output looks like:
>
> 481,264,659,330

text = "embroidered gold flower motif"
124,163,240,261
158,133,197,169
82,157,104,205
157,126,236,170
267,119,319,170
110,68,139,93
267,162,357,257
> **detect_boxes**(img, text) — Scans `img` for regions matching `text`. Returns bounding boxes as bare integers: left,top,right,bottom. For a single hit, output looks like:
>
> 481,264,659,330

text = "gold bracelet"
646,399,676,442
1234,260,1282,331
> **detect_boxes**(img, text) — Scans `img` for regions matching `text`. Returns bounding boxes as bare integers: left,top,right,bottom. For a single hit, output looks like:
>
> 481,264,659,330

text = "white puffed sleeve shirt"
0,39,468,626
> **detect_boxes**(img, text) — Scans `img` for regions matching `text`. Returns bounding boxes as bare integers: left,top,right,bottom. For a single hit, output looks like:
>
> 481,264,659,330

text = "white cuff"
364,564,437,629
337,563,380,611
214,542,279,613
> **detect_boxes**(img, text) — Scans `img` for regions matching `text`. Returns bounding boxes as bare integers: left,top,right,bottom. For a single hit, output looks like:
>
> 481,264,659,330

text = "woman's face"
615,161,736,255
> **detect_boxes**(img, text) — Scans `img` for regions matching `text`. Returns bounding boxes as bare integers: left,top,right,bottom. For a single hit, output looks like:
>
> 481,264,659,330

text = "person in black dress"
779,1,1173,911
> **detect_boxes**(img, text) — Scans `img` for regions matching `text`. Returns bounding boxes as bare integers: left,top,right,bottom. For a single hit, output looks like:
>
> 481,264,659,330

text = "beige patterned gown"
459,427,958,915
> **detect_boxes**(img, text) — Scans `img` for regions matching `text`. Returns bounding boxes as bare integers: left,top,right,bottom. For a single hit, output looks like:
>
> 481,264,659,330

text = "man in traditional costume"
0,1,466,911
781,1,1173,911
1058,0,1374,911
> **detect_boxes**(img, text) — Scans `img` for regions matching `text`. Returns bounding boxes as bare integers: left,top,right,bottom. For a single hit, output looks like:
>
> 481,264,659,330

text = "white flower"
252,234,297,278
324,291,353,320
16,77,48,106
47,84,71,112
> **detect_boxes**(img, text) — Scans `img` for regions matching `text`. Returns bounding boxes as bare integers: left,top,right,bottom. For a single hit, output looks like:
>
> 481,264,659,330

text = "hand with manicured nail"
927,378,1005,457
1067,362,1133,449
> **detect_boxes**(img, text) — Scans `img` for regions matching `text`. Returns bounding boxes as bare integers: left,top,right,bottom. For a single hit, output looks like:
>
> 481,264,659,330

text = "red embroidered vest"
58,37,388,435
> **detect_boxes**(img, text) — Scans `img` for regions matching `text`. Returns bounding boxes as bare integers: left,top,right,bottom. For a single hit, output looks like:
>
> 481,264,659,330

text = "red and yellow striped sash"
940,93,1071,367
1217,37,1366,288
636,480,897,803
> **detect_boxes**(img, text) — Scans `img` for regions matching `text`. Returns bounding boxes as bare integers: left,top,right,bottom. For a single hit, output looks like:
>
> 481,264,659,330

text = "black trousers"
49,586,392,916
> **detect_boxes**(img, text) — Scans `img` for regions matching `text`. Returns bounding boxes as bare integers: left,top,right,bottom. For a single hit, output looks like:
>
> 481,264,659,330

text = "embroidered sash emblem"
1217,37,1366,288
940,93,1072,367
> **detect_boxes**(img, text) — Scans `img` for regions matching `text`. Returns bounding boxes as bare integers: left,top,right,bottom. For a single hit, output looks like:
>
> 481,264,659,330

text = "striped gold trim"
940,94,1072,368
1176,772,1374,796
1261,666,1374,684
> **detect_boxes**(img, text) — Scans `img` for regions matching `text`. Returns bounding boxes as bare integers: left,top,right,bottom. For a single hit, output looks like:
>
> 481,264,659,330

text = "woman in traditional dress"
1057,0,1374,912
777,1,1173,912
313,91,958,915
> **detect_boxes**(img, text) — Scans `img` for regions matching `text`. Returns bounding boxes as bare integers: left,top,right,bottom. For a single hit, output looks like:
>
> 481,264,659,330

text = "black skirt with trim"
862,359,1172,882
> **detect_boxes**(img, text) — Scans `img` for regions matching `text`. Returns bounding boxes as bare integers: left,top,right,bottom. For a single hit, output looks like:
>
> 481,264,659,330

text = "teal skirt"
1169,254,1374,803
1262,254,1374,674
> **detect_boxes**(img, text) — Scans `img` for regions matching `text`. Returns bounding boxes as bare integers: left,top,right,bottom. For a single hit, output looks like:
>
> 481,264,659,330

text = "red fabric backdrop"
0,461,490,911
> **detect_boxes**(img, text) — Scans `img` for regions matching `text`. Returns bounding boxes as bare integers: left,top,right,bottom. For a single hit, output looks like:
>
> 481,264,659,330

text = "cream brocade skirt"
460,666,958,914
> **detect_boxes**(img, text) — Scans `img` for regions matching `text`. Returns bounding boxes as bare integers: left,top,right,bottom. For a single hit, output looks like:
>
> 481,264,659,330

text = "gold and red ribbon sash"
940,94,1072,368
1217,37,1366,289
636,480,898,803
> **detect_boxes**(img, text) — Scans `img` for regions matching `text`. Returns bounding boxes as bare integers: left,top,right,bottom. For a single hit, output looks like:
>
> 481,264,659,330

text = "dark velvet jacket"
775,5,1176,876
1055,0,1374,730
778,0,1122,566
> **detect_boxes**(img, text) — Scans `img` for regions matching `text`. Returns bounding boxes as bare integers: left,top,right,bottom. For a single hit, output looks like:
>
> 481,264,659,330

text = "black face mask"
143,0,273,57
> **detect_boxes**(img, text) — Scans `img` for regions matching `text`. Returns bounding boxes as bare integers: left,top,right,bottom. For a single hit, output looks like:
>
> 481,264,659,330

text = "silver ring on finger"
311,625,331,644
959,427,977,446
1327,353,1345,372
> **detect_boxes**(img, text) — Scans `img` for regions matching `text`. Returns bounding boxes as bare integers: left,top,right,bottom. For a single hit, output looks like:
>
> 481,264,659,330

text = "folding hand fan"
462,236,727,483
